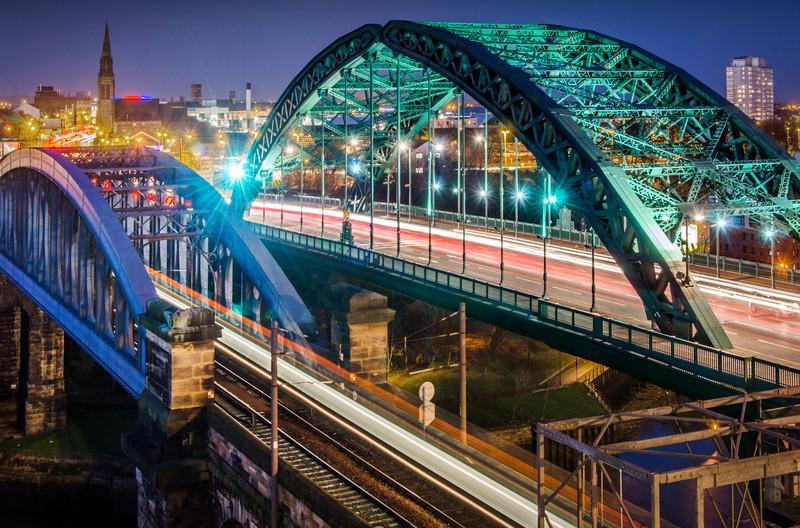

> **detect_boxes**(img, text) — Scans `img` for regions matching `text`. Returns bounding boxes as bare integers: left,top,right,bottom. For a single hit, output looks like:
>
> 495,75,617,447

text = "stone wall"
0,274,66,436
209,427,331,528
24,309,67,435
0,451,136,523
0,307,20,400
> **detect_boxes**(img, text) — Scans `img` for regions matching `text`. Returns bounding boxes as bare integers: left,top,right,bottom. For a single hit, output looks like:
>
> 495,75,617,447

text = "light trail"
251,202,800,365
155,284,575,528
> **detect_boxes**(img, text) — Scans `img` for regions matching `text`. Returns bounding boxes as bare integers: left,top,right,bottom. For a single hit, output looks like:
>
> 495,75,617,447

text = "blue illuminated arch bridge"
0,147,316,396
243,21,800,350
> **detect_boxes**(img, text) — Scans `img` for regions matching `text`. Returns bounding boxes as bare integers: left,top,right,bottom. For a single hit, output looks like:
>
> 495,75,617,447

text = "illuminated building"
726,56,774,122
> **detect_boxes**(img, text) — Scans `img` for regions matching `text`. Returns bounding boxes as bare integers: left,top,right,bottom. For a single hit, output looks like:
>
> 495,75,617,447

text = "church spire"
96,22,115,132
99,22,114,77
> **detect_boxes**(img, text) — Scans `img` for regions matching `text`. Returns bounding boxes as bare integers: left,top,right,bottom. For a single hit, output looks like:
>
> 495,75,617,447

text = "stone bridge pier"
329,283,395,384
0,274,66,437
123,300,221,528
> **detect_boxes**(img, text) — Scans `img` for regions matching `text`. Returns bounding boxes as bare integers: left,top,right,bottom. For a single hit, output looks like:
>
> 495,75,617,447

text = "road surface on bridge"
249,202,800,367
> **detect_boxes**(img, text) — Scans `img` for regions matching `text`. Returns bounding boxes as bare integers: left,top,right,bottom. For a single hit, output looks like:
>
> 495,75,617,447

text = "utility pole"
270,319,279,528
459,301,467,444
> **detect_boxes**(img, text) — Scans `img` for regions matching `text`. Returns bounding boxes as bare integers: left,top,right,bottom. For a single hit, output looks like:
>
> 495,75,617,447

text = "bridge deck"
247,202,800,393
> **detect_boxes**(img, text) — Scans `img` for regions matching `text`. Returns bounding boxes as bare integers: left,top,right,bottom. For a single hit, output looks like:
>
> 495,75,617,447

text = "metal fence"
689,252,800,285
250,221,800,391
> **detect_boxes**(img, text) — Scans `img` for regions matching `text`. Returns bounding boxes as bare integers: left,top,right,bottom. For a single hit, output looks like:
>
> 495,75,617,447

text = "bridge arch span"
239,21,800,347
0,148,158,394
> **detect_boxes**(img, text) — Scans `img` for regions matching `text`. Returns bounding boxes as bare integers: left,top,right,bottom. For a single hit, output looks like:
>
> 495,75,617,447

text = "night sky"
3,0,799,103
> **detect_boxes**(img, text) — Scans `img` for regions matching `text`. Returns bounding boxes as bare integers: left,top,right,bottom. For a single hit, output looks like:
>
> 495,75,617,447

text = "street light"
514,189,525,238
404,143,413,222
765,226,776,289
714,218,727,278
542,188,556,299
500,129,508,285
431,142,443,226
590,227,597,313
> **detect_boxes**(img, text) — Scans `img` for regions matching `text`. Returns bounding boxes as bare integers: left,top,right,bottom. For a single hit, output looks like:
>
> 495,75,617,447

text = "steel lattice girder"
57,146,319,344
243,21,800,348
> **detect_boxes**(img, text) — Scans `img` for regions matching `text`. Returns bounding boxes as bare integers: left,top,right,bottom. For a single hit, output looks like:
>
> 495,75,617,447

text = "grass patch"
0,404,137,457
470,384,606,428
390,367,604,430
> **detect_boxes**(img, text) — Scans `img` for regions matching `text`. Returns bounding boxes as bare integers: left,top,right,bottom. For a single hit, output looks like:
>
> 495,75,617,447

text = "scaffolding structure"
536,386,800,527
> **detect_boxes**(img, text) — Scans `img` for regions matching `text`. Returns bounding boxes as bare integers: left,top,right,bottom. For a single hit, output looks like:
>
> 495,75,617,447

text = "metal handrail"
250,221,800,391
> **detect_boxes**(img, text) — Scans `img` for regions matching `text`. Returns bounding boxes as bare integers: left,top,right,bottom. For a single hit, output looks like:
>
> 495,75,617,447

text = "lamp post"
765,225,776,289
714,217,727,278
396,142,406,258
343,71,349,215
590,227,597,313
368,57,375,250
279,145,286,228
500,129,508,285
542,175,554,300
683,214,690,284
483,109,489,231
406,144,413,221
459,92,466,274
432,142,441,226
426,73,433,265
514,137,519,237
320,92,326,238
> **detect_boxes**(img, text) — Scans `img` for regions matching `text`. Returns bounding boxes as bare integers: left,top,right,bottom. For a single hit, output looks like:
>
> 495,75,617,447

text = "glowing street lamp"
764,225,777,288
541,184,556,299
714,218,727,278
228,163,244,182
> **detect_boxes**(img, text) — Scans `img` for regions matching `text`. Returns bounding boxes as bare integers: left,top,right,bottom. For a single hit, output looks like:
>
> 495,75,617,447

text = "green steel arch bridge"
241,21,800,351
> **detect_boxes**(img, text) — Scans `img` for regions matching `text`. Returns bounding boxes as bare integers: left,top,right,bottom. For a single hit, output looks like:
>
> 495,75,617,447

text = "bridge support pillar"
330,284,395,384
23,308,67,435
0,274,66,437
123,300,221,528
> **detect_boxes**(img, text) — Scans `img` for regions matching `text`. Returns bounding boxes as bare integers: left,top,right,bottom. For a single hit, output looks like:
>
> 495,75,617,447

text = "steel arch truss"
430,23,800,236
245,22,800,348
245,21,756,347
57,146,318,343
0,149,158,395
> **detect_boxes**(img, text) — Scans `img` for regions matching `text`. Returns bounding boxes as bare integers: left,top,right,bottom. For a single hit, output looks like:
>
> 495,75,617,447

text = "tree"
477,327,506,373
511,369,534,421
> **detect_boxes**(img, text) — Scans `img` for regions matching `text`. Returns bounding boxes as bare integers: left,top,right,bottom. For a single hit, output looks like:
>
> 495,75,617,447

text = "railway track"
214,383,412,528
214,345,504,528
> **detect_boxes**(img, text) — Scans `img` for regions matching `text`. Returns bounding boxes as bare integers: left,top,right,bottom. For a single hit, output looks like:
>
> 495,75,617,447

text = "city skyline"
2,0,799,103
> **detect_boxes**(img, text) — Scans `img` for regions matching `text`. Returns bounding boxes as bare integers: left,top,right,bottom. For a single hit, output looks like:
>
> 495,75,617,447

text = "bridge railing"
249,221,800,391
688,252,800,285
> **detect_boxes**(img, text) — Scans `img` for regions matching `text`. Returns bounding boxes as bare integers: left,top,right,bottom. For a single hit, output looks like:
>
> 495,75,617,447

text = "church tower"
96,23,115,132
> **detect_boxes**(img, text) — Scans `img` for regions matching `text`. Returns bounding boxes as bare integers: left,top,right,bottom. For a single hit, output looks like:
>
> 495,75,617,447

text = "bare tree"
511,369,534,421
